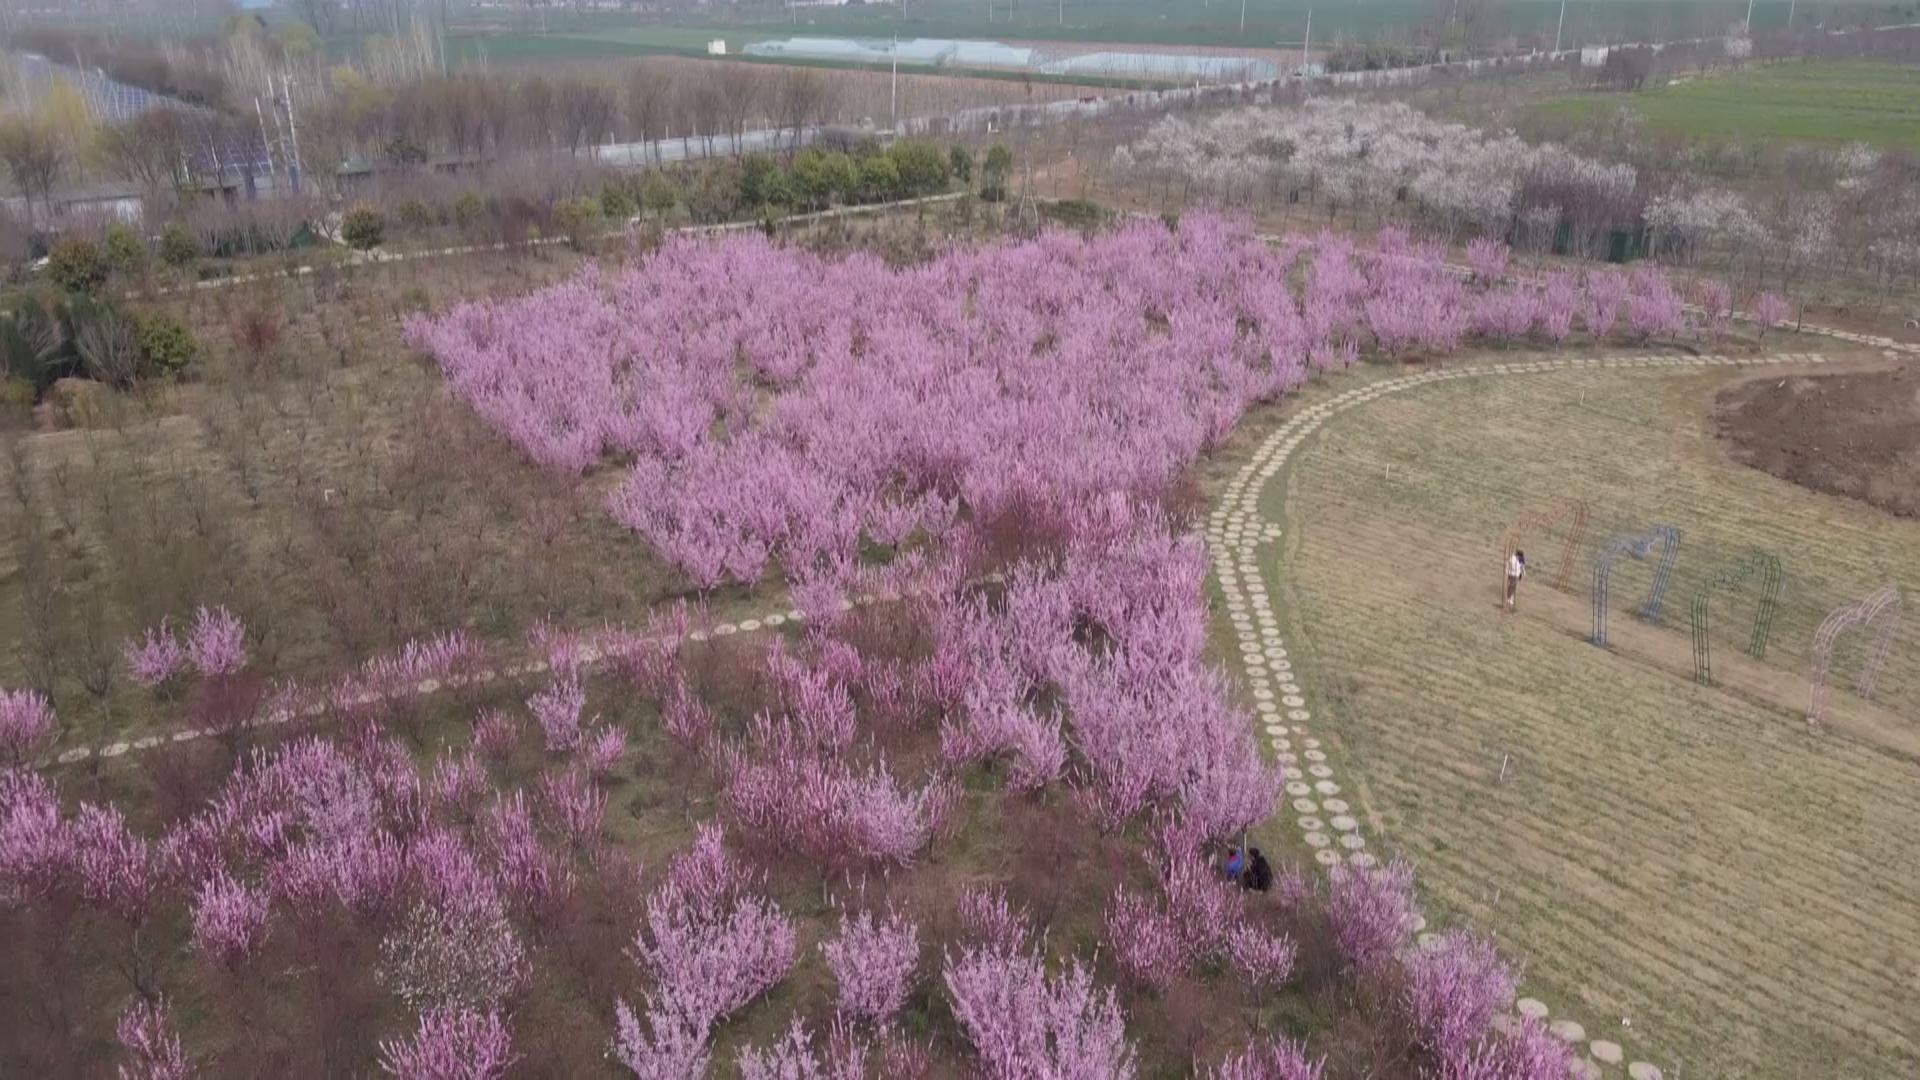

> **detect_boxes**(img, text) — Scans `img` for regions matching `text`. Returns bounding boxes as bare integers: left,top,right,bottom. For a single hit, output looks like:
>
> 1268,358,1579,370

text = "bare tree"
554,77,618,156
295,0,340,35
625,62,670,161
774,68,829,152
682,68,726,156
0,116,68,223
713,65,764,154
96,108,195,199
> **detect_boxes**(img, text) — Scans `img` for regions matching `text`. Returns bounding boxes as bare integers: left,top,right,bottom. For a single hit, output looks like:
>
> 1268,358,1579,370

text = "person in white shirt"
1505,550,1527,612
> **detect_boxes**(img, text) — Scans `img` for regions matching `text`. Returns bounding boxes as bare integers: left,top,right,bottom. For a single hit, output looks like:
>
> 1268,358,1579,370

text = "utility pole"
1555,0,1568,52
1787,0,1795,31
890,36,899,135
282,73,304,194
1745,0,1755,33
1240,0,1247,34
1301,9,1311,76
254,95,277,187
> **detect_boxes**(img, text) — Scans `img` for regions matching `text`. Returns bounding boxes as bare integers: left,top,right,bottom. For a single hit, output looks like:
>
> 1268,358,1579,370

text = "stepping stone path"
1206,349,1832,1078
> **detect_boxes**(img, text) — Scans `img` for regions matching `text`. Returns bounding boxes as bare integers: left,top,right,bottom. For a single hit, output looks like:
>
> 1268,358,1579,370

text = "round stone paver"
1569,1060,1600,1080
1627,1063,1663,1080
1516,998,1549,1021
1590,1041,1623,1065
1550,1020,1586,1044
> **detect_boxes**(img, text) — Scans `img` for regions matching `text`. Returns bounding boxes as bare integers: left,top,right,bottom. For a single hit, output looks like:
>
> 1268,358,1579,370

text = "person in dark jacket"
1244,847,1273,892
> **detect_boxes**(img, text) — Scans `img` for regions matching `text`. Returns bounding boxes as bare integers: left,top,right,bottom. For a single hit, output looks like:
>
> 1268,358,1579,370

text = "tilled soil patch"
1714,365,1920,517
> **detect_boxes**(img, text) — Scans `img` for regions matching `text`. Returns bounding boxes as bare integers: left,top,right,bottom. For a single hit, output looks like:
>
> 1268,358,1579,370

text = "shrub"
600,184,636,222
641,173,679,219
0,376,34,417
0,295,67,392
1041,199,1107,232
159,223,198,268
552,196,604,250
887,141,950,197
982,145,1013,202
453,191,486,232
341,206,385,251
133,309,197,378
46,376,114,426
949,145,973,186
395,199,435,231
859,156,902,204
103,223,147,275
47,236,109,294
65,294,143,387
738,155,780,209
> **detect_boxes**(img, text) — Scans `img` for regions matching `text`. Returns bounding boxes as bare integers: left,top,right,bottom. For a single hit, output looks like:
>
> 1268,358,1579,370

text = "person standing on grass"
1505,550,1527,612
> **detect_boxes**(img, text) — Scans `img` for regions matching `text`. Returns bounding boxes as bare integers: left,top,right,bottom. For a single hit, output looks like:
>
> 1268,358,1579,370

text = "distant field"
1534,61,1920,150
430,0,1856,59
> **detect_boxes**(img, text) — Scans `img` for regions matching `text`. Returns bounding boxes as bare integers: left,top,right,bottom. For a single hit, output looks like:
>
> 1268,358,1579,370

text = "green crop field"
1535,61,1920,150
422,0,1888,67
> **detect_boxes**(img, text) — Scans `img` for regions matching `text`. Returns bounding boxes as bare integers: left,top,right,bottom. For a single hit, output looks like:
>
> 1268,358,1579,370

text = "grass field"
1535,61,1920,151
1262,354,1920,1077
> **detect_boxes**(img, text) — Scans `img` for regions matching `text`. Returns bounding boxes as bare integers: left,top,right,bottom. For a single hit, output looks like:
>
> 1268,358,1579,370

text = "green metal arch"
1690,550,1784,686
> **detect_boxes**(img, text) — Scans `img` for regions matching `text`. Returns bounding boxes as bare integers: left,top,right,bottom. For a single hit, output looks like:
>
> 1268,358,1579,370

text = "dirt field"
1715,364,1920,519
1264,352,1920,1077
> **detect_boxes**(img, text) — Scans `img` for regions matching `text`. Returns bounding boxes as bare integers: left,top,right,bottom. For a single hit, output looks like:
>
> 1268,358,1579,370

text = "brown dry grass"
1266,352,1920,1077
0,245,710,747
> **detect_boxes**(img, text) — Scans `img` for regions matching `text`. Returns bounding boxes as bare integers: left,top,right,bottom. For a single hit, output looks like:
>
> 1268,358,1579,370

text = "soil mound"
1714,366,1920,518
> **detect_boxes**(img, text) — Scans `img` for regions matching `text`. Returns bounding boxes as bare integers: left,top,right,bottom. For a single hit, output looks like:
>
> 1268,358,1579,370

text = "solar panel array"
12,52,276,179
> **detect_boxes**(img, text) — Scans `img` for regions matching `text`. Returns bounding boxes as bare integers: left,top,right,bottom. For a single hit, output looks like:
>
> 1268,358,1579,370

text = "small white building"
1580,46,1610,68
707,39,727,56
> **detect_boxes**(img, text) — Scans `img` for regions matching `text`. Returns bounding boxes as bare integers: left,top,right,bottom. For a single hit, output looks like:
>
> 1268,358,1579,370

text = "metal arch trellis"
1590,524,1681,647
1503,498,1591,592
1807,586,1903,727
1688,550,1785,686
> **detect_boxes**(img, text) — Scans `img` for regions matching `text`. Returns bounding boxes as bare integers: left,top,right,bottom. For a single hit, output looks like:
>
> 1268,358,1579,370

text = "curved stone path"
1208,348,1838,1079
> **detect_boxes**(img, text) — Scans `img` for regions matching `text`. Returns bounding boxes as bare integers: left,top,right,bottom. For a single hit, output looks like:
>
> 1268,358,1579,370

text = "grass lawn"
1535,61,1920,151
1265,351,1920,1077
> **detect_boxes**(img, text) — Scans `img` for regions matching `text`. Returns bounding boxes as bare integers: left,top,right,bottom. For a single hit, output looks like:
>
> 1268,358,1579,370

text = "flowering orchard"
0,219,1668,1075
1112,100,1640,247
408,216,1700,599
